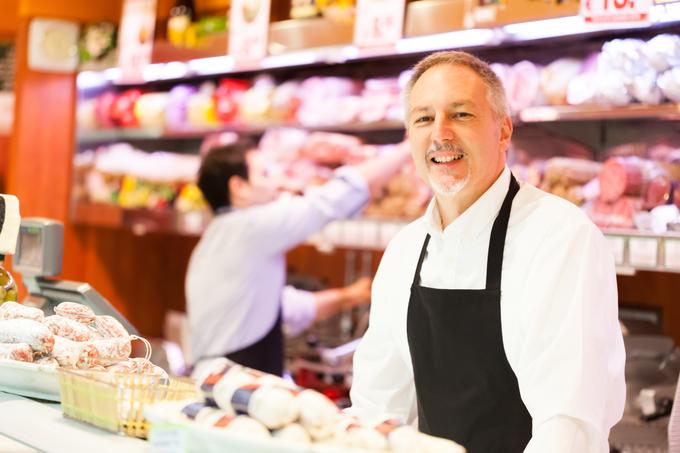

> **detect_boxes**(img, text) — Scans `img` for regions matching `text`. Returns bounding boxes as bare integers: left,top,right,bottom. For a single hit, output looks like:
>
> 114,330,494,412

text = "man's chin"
430,178,468,197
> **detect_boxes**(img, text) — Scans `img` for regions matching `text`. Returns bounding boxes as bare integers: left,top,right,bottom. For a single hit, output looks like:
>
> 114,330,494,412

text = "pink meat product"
544,157,602,186
599,157,646,202
0,342,33,362
590,197,640,229
644,175,672,210
44,315,94,342
507,60,541,113
34,356,59,367
93,315,129,339
0,302,44,323
54,302,96,325
0,319,54,354
89,337,132,366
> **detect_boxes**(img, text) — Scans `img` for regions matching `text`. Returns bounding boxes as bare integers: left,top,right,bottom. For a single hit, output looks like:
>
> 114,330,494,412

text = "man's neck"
435,191,475,230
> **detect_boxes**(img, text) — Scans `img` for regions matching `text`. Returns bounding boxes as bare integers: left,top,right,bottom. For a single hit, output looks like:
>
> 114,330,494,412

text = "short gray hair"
404,51,510,121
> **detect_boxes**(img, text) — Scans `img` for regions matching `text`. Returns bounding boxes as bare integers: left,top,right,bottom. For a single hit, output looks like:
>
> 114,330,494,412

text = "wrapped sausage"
296,389,339,440
54,302,96,325
333,414,389,450
107,358,169,381
93,315,128,339
380,422,466,453
44,315,94,342
0,342,33,362
180,401,270,438
214,379,299,429
0,302,44,323
0,319,54,354
52,335,97,368
599,157,647,202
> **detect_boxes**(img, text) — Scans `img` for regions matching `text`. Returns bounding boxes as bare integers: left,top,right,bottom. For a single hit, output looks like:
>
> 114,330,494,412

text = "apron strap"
412,233,431,287
485,175,520,292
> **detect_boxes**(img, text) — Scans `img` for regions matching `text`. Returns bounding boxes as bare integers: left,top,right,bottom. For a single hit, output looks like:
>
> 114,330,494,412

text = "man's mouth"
431,154,464,164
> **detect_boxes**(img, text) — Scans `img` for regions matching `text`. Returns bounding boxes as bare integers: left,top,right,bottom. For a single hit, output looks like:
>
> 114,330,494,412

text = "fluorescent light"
103,67,121,82
396,28,498,54
187,56,234,76
261,51,318,69
76,71,106,89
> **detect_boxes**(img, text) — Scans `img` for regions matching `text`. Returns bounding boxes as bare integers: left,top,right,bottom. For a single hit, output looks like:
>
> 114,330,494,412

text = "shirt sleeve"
249,166,369,255
281,286,317,337
348,241,418,424
516,220,626,453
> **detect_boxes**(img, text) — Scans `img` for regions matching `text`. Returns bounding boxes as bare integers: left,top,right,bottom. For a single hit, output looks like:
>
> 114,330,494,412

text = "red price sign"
118,0,157,82
229,0,271,63
354,0,405,48
580,0,650,22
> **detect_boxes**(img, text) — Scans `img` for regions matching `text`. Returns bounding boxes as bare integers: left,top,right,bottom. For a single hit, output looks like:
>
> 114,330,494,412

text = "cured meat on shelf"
506,60,542,113
599,157,647,202
0,319,54,354
539,58,583,106
89,337,133,366
0,302,45,323
589,197,640,229
0,342,33,362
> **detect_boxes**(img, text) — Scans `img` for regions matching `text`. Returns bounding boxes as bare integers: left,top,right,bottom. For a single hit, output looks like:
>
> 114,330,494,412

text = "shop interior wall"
5,0,680,345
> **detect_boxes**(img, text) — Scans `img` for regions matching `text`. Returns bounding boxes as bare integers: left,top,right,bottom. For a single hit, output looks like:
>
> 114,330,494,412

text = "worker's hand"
343,276,372,309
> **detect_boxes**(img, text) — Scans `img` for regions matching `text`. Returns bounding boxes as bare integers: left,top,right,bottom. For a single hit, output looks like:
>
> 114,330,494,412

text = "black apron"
406,174,532,453
226,310,283,376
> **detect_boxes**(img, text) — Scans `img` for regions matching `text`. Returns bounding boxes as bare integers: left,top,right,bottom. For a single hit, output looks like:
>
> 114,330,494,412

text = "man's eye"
453,112,472,119
414,116,432,124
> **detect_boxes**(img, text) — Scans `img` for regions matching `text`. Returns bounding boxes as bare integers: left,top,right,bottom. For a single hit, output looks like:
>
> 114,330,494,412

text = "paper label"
628,237,658,268
228,0,271,62
118,0,157,82
581,0,650,22
148,425,188,453
354,0,405,48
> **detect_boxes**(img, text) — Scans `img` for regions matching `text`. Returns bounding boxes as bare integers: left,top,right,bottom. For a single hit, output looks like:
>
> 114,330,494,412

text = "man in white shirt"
350,51,626,452
186,138,408,375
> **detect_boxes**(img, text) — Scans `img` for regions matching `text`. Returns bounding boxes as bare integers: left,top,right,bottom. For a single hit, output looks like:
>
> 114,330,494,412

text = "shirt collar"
421,166,512,241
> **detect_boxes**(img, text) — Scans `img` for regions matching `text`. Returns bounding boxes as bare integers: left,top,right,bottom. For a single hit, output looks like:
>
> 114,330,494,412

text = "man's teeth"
432,155,463,163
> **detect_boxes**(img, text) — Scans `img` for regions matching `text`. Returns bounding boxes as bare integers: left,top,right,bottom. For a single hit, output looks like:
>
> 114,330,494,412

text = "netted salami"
0,342,33,362
0,302,44,323
44,315,93,342
54,302,96,325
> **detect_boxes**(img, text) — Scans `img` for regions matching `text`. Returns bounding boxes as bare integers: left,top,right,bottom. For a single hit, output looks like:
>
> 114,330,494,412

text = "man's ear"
499,115,513,152
228,175,247,206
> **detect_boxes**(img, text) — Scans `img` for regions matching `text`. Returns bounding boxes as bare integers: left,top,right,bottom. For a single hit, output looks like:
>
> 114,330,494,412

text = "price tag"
606,236,625,266
148,425,188,453
580,0,650,23
664,239,680,271
228,0,271,63
354,0,406,48
628,237,658,268
117,0,157,82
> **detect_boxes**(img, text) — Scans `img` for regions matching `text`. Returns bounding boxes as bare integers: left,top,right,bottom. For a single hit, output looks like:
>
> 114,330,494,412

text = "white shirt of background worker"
349,51,626,453
186,138,409,375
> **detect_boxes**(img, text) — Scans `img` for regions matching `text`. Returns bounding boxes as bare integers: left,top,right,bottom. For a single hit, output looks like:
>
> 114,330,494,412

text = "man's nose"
432,117,455,142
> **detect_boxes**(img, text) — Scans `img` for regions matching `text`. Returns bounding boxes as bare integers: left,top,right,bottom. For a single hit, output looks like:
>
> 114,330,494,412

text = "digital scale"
13,217,139,335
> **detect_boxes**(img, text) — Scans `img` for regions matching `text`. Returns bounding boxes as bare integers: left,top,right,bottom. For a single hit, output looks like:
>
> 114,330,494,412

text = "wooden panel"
618,271,680,345
19,0,122,22
0,0,19,37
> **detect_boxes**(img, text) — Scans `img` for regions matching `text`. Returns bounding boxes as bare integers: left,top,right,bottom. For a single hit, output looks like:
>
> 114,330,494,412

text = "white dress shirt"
281,286,317,337
186,167,368,361
350,167,626,453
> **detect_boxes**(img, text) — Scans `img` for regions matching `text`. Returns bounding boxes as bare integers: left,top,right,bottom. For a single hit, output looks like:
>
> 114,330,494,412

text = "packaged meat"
380,422,466,453
332,414,389,450
599,157,646,202
588,197,640,229
44,315,94,342
52,335,97,368
0,302,45,323
180,400,271,437
54,302,96,325
544,158,602,187
0,319,54,354
641,34,680,72
644,174,672,210
93,315,129,339
506,61,541,113
296,389,339,440
107,358,169,380
658,68,680,102
539,58,583,105
0,342,33,362
214,380,299,429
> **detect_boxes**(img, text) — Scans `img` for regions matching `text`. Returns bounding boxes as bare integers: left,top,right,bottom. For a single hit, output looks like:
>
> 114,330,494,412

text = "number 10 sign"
580,0,650,23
